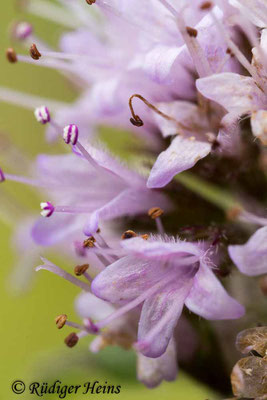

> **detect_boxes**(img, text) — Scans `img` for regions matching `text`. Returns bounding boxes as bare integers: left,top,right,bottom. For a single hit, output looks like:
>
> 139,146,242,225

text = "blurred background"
0,2,218,398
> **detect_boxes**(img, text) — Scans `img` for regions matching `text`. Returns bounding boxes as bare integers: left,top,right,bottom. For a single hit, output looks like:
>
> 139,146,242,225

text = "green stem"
175,172,240,212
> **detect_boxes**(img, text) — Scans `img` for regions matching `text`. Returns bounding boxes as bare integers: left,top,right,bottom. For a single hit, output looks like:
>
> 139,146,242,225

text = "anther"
121,230,137,240
63,124,79,146
186,27,198,38
64,332,79,348
55,314,67,329
148,207,164,219
0,168,5,182
11,21,33,40
6,48,18,63
83,237,96,248
85,0,96,4
226,206,242,221
200,1,213,10
74,264,89,276
29,43,41,60
40,201,55,217
226,48,234,57
130,116,144,127
141,234,149,240
34,106,51,124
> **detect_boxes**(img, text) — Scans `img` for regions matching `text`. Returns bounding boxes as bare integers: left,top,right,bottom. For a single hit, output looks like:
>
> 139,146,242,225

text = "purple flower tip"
13,21,33,40
34,106,50,124
40,201,55,217
63,124,79,145
84,318,99,334
0,168,5,182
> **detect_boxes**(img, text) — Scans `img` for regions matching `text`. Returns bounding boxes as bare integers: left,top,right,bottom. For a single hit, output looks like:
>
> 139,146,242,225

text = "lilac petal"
137,278,193,358
121,237,202,259
75,292,115,320
230,0,267,27
228,227,267,276
91,256,166,304
217,112,242,155
83,188,169,235
137,337,177,388
196,73,264,115
32,214,81,246
153,101,202,138
185,262,245,320
147,136,211,188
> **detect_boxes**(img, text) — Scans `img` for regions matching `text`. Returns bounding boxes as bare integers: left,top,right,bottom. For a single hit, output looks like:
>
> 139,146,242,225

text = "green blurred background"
0,2,218,398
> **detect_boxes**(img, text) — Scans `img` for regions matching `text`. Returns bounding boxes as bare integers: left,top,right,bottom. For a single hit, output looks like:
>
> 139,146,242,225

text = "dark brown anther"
186,26,198,38
55,314,67,329
85,0,96,4
83,237,96,248
6,48,17,63
121,230,137,240
226,47,234,57
200,1,213,10
130,116,144,127
259,275,267,296
29,43,41,60
148,207,164,219
64,332,79,348
74,264,89,276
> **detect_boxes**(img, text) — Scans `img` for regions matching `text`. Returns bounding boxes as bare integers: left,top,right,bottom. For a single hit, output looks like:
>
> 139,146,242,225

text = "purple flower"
91,236,245,358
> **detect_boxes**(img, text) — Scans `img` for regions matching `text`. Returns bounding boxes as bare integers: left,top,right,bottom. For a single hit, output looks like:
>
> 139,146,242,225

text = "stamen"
55,314,67,329
200,1,213,10
63,124,79,146
141,234,149,240
74,264,93,282
121,230,137,240
157,0,212,77
85,0,96,4
64,332,79,348
74,264,89,276
36,258,91,292
83,237,96,248
0,168,5,182
6,48,18,63
83,318,99,334
34,106,50,124
129,94,186,132
40,201,54,217
29,43,42,60
148,207,165,235
186,26,198,38
11,21,33,40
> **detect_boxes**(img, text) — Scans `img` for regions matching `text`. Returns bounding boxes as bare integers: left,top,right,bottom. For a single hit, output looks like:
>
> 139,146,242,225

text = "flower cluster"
1,0,267,392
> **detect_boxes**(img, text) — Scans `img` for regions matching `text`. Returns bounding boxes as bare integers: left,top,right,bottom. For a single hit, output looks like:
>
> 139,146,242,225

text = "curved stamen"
129,94,187,132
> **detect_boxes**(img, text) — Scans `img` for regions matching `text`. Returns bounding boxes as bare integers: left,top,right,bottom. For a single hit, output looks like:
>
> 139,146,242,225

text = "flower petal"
185,262,245,320
147,136,211,188
137,277,193,357
91,256,166,304
228,227,267,276
137,337,177,388
75,292,115,320
196,73,264,115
